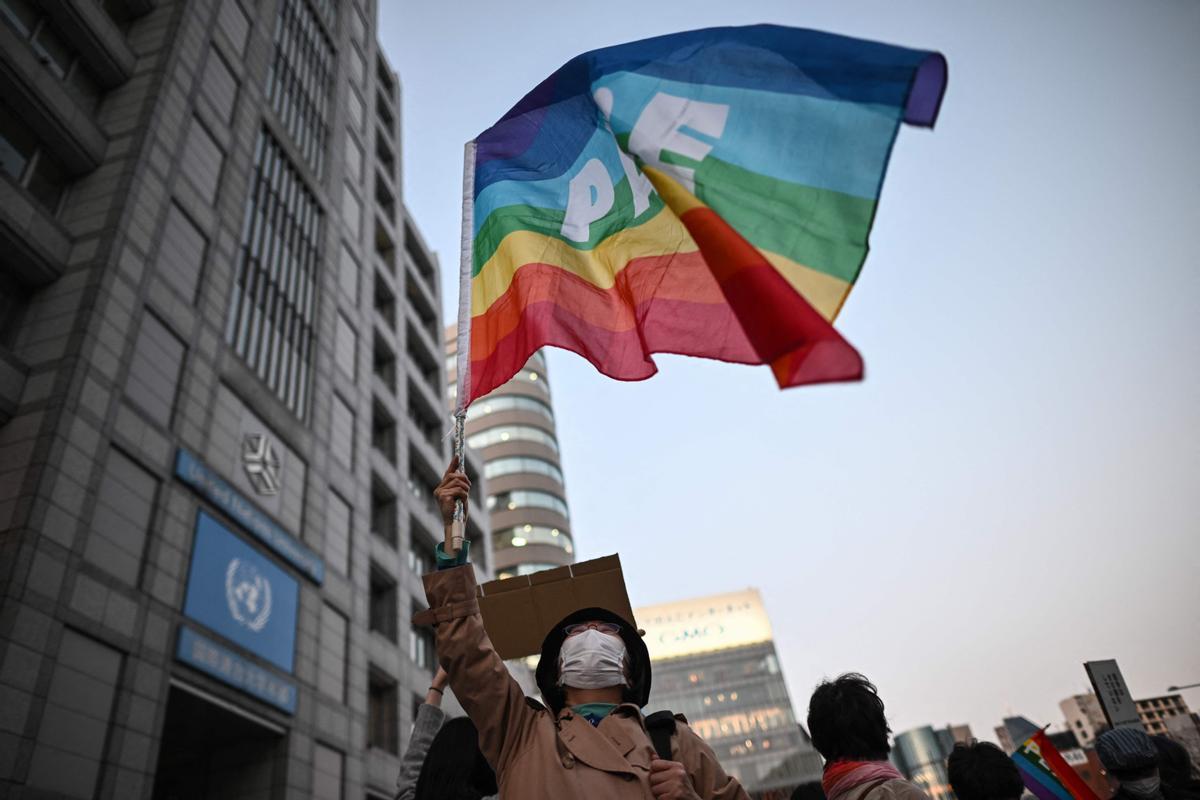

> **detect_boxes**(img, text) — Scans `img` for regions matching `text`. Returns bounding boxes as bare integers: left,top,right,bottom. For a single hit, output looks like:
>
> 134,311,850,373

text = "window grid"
226,130,322,419
265,0,334,176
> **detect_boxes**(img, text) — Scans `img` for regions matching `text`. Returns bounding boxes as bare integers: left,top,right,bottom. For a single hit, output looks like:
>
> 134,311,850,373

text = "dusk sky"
378,0,1199,741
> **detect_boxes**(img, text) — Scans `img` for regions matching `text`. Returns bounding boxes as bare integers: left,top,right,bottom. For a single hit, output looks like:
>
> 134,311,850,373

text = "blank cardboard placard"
477,554,634,660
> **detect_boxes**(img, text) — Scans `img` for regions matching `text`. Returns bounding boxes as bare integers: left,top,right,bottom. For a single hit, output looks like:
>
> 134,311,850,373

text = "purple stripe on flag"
1012,754,1073,800
903,52,948,126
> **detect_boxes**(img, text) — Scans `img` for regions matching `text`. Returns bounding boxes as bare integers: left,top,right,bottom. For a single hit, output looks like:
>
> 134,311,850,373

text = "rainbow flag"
454,25,947,408
1012,731,1102,800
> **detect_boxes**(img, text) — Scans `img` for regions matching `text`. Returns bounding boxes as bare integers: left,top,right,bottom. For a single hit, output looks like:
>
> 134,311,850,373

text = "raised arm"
393,668,449,800
412,457,540,776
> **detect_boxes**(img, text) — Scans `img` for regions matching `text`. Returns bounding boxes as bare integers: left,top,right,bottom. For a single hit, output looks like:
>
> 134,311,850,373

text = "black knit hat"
1096,728,1158,774
535,606,651,714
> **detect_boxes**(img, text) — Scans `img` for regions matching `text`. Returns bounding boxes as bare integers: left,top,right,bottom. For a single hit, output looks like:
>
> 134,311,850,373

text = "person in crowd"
416,456,749,799
1097,727,1193,800
1151,735,1200,800
946,741,1024,800
806,673,930,800
394,665,497,800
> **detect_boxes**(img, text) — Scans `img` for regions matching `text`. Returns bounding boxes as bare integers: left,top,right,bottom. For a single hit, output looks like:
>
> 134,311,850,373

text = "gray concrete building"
445,329,573,579
0,0,487,797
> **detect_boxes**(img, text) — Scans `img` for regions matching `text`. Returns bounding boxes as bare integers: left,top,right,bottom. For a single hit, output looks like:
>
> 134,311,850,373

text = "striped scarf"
823,760,906,800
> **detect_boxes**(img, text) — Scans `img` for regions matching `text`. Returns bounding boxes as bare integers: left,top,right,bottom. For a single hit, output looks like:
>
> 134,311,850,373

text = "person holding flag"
419,457,749,799
419,23,947,798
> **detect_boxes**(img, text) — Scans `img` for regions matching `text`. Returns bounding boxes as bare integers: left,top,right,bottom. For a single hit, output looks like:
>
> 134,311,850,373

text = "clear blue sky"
378,0,1200,740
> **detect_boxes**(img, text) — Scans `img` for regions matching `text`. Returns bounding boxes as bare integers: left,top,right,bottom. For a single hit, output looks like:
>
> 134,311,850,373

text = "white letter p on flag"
561,158,616,243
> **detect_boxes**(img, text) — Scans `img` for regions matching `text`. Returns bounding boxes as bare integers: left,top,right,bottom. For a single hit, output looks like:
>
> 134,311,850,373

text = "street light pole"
1167,682,1200,692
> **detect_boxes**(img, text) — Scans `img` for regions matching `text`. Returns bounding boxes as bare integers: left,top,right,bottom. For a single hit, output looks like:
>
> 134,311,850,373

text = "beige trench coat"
418,565,750,799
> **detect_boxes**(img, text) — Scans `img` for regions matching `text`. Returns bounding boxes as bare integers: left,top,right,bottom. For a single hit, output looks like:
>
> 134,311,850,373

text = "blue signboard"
174,448,324,584
183,510,298,673
177,626,297,714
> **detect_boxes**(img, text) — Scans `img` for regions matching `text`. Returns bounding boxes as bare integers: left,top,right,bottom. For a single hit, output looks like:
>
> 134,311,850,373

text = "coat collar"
555,704,653,775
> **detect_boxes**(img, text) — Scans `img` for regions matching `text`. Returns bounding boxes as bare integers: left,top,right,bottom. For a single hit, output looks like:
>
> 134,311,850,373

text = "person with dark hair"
946,741,1024,800
806,673,929,800
414,458,749,799
1096,727,1198,800
394,666,497,800
1151,735,1200,800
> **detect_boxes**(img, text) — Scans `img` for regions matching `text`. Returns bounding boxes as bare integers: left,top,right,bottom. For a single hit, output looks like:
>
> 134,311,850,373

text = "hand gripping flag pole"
448,140,476,556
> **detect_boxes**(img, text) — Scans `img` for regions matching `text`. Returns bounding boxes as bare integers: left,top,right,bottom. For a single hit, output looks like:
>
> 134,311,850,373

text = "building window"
348,44,366,86
344,132,363,184
26,630,122,797
347,88,365,132
338,243,359,304
495,525,573,555
226,130,322,418
265,0,334,175
410,619,436,673
342,183,362,239
467,424,559,453
469,394,555,424
201,45,239,125
371,400,397,464
373,271,396,328
125,310,186,428
484,455,563,483
406,466,439,517
334,312,357,380
0,97,70,213
0,2,102,110
84,449,158,585
157,201,207,301
312,743,344,800
484,489,568,520
368,564,398,642
368,670,399,754
181,116,224,205
330,394,355,469
373,334,396,393
325,490,351,577
497,562,559,580
317,604,347,702
370,476,397,546
408,537,435,576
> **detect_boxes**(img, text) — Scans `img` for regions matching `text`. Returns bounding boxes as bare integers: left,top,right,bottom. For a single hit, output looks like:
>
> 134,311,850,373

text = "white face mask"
558,628,630,689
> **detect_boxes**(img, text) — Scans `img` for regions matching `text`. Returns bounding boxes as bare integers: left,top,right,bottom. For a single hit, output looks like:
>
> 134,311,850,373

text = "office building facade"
892,724,972,800
445,328,573,578
1136,694,1191,736
0,0,485,797
635,590,822,796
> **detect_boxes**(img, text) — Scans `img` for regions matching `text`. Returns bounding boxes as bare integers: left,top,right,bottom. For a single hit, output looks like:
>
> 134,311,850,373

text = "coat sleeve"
675,721,752,800
395,703,445,800
417,565,540,777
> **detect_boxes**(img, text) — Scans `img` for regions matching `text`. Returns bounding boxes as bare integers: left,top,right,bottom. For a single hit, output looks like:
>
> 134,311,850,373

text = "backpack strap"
644,710,678,761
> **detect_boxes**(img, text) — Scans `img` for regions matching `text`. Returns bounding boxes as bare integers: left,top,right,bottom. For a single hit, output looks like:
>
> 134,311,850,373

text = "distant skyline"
379,0,1200,741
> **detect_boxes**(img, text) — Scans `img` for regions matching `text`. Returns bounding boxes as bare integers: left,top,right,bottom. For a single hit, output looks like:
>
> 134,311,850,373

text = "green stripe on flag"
695,157,876,283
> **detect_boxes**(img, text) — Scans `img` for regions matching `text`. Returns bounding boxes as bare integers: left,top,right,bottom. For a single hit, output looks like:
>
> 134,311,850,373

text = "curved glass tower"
445,330,574,578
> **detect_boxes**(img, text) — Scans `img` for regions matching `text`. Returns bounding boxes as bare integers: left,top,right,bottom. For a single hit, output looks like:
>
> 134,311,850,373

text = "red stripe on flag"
1033,732,1102,800
677,206,863,387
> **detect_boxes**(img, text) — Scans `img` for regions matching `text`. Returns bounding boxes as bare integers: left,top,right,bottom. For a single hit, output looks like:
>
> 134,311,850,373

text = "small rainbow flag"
453,25,947,408
1012,731,1102,800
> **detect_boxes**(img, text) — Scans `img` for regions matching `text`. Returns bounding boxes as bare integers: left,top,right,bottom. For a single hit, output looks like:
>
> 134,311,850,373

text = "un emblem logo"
225,558,273,632
242,433,281,496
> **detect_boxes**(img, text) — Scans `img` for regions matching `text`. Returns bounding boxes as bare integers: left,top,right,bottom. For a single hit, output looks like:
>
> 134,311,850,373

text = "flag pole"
448,140,476,556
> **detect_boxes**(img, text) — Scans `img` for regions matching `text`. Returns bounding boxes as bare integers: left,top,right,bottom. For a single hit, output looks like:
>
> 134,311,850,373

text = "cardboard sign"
478,554,635,660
